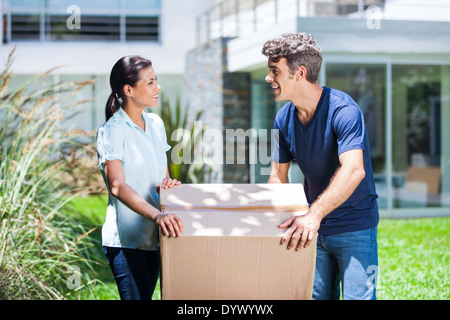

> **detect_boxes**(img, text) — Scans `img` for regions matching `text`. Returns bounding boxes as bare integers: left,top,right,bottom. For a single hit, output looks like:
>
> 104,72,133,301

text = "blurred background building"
185,0,450,218
1,0,450,218
0,0,210,129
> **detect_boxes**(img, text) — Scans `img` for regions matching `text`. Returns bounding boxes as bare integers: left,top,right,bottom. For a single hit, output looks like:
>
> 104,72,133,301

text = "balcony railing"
196,0,385,46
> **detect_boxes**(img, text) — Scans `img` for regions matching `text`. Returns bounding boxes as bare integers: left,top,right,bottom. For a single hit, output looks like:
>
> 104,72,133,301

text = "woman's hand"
156,176,182,236
156,177,181,193
156,213,183,237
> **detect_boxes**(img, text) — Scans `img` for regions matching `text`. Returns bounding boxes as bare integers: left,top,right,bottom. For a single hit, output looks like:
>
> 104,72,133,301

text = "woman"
96,55,183,300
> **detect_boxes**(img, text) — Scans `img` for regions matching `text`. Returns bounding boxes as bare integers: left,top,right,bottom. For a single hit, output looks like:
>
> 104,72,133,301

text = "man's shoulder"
326,88,364,122
275,101,294,121
328,88,358,108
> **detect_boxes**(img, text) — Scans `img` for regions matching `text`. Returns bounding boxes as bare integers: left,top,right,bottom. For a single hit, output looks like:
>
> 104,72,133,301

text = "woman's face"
126,66,161,108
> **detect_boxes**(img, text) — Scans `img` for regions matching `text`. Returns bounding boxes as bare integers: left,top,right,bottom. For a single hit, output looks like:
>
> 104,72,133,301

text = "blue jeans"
313,227,378,300
103,246,160,300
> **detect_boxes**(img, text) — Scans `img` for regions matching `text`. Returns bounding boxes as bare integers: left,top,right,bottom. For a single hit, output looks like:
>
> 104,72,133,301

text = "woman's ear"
123,84,133,97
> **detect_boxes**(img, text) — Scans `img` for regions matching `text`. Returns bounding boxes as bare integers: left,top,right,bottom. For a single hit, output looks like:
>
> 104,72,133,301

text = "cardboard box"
159,183,316,300
406,166,441,194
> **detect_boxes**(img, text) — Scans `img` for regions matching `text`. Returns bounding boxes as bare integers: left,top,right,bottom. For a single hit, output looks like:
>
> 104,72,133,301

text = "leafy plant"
0,48,104,299
153,94,215,183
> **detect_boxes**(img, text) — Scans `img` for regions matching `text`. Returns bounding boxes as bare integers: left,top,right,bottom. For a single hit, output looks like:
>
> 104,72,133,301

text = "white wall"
1,0,214,130
0,0,213,75
383,0,450,22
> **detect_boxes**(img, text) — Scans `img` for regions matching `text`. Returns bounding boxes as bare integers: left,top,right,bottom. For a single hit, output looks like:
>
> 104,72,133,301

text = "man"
263,33,379,300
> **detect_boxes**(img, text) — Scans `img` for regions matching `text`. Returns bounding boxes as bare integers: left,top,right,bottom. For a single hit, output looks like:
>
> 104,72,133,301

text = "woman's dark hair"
105,55,152,121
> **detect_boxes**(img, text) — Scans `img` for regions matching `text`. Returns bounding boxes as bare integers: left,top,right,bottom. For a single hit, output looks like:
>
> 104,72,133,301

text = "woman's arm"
104,160,183,237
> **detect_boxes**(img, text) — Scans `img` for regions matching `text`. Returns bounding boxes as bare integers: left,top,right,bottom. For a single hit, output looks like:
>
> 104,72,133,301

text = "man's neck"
291,83,323,125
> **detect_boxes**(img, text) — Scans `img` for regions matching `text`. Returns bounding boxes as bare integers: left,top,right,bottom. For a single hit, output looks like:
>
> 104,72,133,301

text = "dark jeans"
103,246,160,300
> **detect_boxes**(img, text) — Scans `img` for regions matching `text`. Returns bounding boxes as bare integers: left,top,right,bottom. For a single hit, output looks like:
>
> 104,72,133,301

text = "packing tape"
160,204,309,213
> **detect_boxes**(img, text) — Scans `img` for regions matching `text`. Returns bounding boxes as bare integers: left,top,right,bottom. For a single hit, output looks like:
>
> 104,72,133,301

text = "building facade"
186,0,450,218
1,0,212,131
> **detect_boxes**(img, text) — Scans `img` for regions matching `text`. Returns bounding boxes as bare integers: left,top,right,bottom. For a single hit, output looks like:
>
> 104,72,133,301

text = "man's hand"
278,213,320,250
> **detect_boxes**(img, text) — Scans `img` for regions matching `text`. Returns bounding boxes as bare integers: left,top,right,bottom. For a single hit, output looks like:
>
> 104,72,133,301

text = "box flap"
160,184,309,236
160,183,308,208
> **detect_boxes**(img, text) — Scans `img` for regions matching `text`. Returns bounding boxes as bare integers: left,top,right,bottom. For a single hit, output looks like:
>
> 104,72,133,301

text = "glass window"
251,78,280,183
392,65,450,208
49,15,121,41
326,63,387,208
10,14,41,40
7,0,161,42
125,16,159,41
251,61,450,213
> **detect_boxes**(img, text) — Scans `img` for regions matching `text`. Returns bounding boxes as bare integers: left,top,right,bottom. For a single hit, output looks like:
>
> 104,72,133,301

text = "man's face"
265,57,296,102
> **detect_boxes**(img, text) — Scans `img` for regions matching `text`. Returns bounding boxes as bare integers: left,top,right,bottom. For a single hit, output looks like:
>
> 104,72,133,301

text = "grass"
70,194,450,300
377,217,449,300
66,194,118,300
68,194,160,300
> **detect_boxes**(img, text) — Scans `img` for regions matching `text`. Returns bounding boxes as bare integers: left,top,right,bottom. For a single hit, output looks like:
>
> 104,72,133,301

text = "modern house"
185,0,450,217
0,0,211,131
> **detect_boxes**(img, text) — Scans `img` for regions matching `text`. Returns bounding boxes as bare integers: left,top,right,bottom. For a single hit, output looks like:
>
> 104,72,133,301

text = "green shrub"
0,49,103,299
154,94,214,183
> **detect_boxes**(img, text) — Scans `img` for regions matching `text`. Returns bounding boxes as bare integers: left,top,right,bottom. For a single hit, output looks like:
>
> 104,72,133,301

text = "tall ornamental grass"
0,49,101,299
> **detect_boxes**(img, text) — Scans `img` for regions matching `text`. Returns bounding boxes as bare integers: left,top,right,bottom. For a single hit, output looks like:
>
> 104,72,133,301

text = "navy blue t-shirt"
273,86,379,236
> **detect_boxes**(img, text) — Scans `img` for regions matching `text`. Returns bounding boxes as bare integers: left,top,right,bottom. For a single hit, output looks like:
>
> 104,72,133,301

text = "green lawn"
69,194,161,300
377,216,449,300
69,194,449,300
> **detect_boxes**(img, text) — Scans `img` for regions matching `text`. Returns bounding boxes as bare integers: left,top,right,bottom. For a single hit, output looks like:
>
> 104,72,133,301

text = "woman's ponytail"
105,55,152,122
105,91,121,121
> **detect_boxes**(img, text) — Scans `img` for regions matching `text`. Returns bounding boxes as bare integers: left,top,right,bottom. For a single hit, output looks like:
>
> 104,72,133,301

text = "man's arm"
268,161,291,184
279,149,365,250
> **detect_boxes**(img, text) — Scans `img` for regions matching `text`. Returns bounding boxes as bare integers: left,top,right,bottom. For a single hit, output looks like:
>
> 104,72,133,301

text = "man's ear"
296,66,307,81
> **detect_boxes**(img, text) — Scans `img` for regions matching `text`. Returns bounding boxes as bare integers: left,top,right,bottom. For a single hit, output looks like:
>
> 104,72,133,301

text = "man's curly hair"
262,33,322,83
